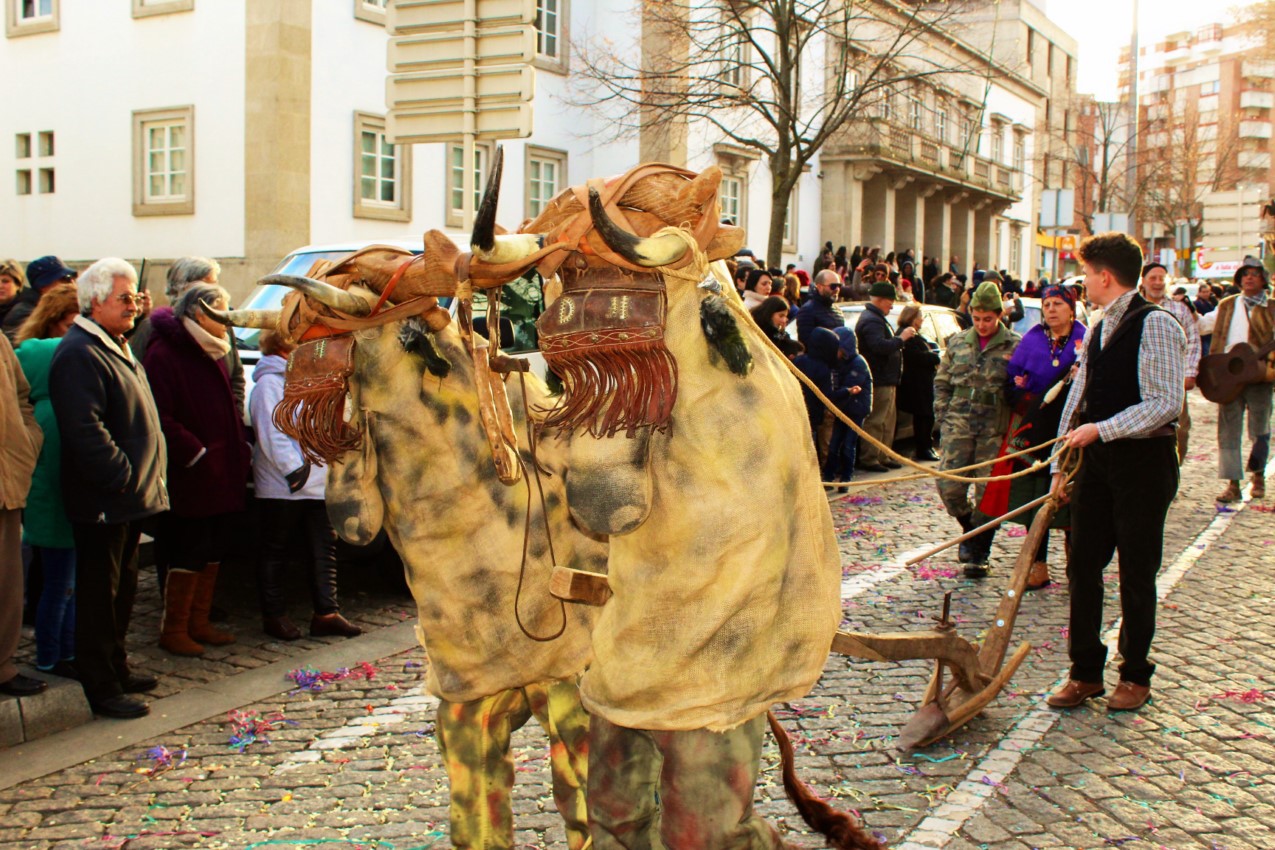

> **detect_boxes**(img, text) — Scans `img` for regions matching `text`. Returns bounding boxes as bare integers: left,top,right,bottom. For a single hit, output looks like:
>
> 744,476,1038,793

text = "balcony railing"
831,121,1022,199
1241,91,1275,109
1239,151,1272,169
1243,60,1275,79
1240,121,1273,139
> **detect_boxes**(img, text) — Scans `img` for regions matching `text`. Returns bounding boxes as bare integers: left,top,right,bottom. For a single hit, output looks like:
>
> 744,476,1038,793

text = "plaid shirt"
1144,292,1201,377
1055,290,1186,469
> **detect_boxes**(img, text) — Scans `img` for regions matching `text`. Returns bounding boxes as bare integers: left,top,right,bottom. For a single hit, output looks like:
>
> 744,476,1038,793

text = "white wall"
0,0,246,262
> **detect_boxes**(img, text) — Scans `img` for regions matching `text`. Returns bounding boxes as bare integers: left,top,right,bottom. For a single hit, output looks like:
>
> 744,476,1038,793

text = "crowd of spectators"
0,255,360,720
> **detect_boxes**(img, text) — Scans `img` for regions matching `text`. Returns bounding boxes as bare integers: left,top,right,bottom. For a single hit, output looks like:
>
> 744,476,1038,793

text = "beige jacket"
1210,294,1275,382
0,334,43,510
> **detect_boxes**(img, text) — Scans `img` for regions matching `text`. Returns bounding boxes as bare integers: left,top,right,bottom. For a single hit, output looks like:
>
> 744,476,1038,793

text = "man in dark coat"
854,281,916,471
48,258,168,719
2,255,76,343
795,270,844,346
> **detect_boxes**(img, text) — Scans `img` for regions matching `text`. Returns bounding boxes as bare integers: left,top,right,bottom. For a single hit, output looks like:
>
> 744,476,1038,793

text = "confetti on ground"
287,661,381,693
227,709,297,752
135,745,186,776
914,563,959,580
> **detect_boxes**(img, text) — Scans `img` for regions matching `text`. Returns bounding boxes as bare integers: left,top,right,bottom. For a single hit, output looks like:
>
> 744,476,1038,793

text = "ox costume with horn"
450,153,874,849
204,257,607,850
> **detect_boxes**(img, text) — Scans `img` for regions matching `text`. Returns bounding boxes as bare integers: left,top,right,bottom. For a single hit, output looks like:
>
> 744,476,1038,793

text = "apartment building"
1120,21,1273,255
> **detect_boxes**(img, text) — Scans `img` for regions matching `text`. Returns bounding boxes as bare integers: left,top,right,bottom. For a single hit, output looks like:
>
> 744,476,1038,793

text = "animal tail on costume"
767,711,886,850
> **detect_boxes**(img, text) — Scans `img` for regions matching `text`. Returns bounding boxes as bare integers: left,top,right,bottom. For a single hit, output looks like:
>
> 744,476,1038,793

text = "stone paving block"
0,696,22,748
17,678,92,742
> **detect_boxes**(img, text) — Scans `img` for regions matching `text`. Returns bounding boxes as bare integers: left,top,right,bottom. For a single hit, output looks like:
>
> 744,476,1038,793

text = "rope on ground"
724,296,1068,486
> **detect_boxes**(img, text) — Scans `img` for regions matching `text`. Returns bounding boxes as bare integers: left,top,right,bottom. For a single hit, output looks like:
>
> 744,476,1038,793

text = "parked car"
787,301,964,442
232,237,549,413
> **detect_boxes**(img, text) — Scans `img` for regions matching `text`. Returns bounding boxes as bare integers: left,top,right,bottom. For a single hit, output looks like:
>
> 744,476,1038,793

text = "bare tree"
1056,101,1145,234
570,0,973,265
1139,97,1245,245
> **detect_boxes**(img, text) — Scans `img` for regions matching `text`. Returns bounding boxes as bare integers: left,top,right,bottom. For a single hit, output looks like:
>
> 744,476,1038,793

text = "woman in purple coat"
142,283,251,656
981,284,1086,590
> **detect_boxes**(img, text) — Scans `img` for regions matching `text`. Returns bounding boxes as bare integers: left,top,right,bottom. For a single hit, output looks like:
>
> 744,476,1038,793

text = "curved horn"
199,301,280,330
470,144,544,265
587,188,691,268
262,274,373,316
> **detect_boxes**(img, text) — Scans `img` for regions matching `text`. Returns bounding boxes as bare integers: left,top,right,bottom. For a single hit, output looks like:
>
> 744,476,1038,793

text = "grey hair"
173,283,230,321
166,256,221,300
77,258,137,314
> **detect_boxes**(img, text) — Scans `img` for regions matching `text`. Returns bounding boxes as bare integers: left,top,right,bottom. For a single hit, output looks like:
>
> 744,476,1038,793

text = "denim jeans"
34,547,75,670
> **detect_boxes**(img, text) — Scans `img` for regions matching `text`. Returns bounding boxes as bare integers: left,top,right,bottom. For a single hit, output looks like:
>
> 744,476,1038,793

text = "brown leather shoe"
1025,561,1052,591
1107,681,1151,712
263,616,302,641
1217,480,1242,503
310,612,363,638
1046,679,1104,708
1252,473,1266,500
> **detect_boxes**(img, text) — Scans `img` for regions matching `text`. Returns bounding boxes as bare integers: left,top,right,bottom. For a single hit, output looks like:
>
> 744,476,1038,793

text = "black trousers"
913,411,936,456
72,520,144,702
1066,436,1178,687
256,499,340,618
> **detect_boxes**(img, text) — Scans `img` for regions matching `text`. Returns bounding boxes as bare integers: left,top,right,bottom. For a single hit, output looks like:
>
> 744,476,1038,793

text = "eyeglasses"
114,294,144,306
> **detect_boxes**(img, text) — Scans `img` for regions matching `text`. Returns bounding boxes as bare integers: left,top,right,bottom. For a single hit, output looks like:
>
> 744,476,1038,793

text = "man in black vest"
1046,233,1186,713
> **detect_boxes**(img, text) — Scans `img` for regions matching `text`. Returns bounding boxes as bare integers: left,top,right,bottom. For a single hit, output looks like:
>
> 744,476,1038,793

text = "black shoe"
957,539,977,563
882,460,903,469
42,660,80,681
119,673,159,694
963,564,989,578
90,694,150,719
0,673,48,697
857,462,889,473
914,451,940,462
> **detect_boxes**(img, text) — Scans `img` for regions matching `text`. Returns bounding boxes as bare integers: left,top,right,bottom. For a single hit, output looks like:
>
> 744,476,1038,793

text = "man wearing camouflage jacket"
934,281,1020,575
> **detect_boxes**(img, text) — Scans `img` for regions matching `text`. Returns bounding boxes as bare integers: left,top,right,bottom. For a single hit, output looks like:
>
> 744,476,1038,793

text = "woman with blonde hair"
14,282,83,678
0,259,26,331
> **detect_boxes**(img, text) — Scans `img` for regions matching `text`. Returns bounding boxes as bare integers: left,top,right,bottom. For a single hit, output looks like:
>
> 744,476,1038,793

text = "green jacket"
933,323,1019,431
15,337,74,548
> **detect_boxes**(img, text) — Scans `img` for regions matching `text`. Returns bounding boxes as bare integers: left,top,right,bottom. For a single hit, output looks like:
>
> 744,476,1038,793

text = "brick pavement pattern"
2,394,1274,850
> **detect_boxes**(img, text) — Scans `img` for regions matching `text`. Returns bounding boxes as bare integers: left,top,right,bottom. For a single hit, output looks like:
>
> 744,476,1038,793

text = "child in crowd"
825,327,873,487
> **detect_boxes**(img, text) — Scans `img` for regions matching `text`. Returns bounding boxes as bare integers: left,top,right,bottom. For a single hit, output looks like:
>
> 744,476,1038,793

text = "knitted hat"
970,280,1003,312
868,281,897,299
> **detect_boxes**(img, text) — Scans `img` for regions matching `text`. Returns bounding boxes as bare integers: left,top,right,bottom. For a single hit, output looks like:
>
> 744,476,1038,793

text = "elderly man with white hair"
48,258,168,719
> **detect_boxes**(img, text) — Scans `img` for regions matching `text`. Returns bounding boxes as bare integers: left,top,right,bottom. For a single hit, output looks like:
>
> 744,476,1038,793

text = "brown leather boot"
310,612,363,638
1217,480,1242,503
1025,561,1052,591
189,564,235,646
1252,473,1266,500
159,570,204,657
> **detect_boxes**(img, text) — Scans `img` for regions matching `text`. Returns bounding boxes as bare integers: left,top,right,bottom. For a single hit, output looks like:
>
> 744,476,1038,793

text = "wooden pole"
904,492,1054,566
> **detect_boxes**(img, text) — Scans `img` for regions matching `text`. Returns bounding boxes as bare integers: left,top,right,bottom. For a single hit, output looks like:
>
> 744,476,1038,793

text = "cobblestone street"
2,392,1273,850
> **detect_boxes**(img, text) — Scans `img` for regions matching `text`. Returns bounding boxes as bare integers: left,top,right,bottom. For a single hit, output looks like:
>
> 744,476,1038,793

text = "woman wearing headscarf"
980,283,1086,591
142,283,251,656
14,283,81,678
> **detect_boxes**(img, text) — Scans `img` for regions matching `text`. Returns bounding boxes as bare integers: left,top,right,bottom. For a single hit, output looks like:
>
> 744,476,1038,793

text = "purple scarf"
1006,321,1086,400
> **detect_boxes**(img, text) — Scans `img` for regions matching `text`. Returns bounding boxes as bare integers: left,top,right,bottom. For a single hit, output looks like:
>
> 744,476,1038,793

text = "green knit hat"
868,281,897,299
970,280,1003,312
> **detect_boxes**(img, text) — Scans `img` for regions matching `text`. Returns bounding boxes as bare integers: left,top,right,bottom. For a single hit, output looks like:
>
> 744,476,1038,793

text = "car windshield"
1012,301,1042,336
232,249,446,349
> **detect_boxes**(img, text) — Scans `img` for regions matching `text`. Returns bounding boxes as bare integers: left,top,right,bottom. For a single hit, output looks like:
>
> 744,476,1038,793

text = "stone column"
974,206,993,270
925,189,950,269
245,0,312,289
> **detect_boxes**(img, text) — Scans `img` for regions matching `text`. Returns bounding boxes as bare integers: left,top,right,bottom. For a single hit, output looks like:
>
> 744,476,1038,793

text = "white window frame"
719,172,747,229
6,0,58,36
991,129,1003,163
133,105,194,217
446,141,495,228
782,185,798,253
525,145,566,221
353,0,387,25
936,108,948,143
1013,136,1025,173
353,111,411,222
533,0,568,74
908,97,923,131
133,0,193,18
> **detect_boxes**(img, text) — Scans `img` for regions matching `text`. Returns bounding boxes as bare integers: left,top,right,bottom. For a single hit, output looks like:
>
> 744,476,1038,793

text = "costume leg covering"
527,679,592,850
436,687,533,850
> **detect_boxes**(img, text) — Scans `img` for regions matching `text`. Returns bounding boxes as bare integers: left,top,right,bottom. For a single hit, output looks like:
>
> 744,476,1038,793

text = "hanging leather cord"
512,367,567,642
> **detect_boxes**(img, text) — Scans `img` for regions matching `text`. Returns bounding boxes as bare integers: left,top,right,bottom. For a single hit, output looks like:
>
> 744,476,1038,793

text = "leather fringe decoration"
540,341,678,438
274,336,362,466
767,711,885,850
537,286,678,437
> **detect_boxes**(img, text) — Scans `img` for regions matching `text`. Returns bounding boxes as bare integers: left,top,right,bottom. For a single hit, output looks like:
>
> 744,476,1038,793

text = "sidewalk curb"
0,620,421,791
